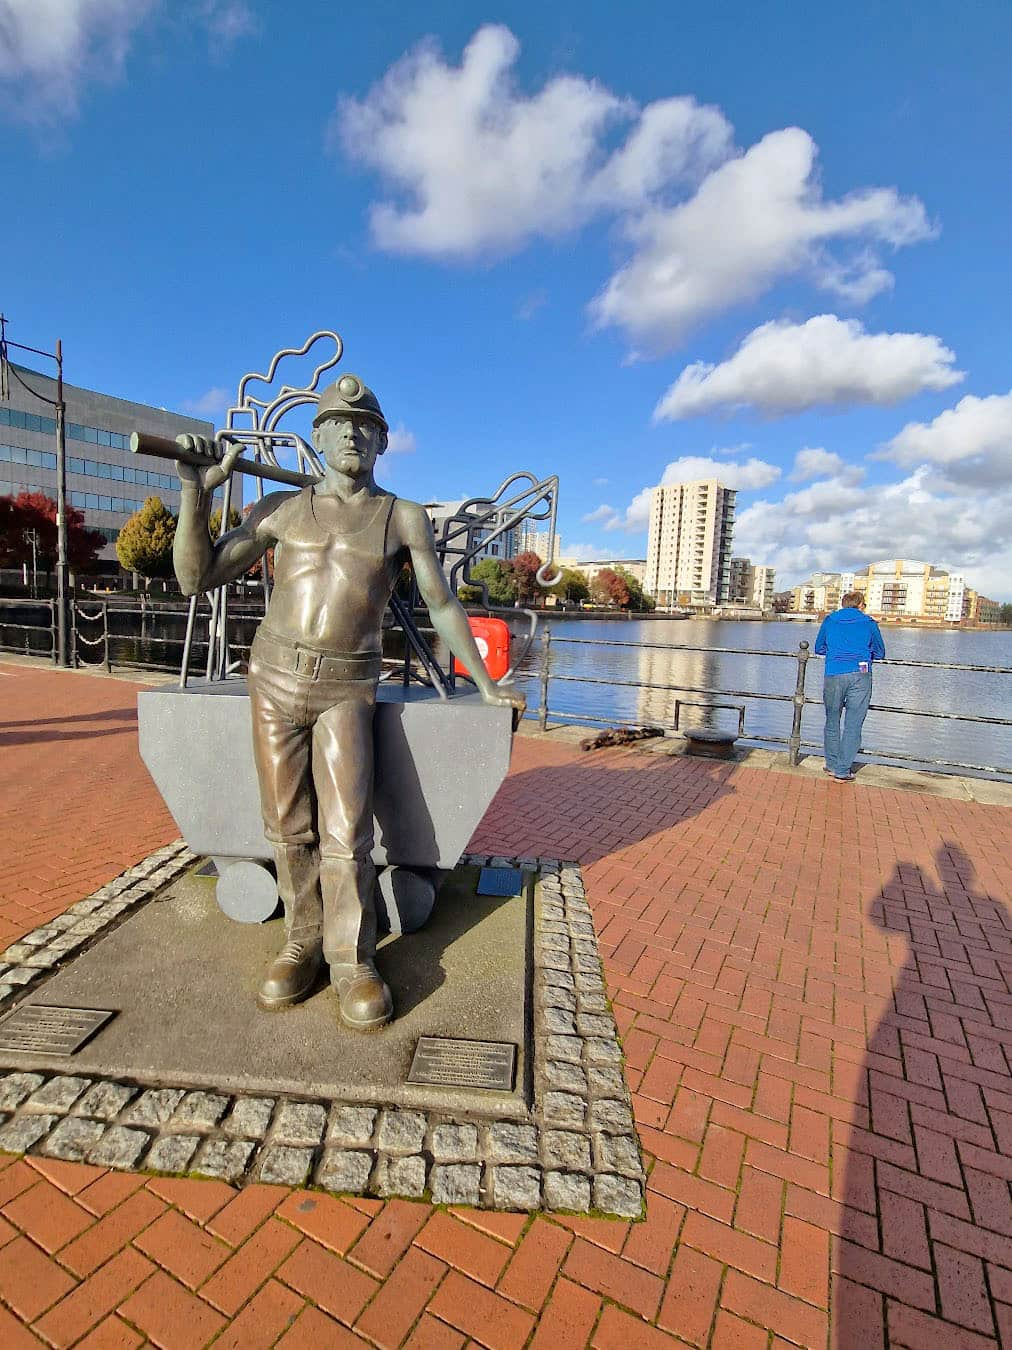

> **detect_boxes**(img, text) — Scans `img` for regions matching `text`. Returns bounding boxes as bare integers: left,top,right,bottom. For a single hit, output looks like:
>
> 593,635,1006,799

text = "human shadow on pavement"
833,842,1010,1348
0,707,136,730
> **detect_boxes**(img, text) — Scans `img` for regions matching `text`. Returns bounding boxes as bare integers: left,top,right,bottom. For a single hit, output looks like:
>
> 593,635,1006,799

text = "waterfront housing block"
645,478,737,609
788,559,999,624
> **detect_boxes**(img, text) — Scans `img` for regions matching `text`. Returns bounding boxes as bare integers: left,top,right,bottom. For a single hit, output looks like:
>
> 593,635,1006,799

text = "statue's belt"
251,630,382,682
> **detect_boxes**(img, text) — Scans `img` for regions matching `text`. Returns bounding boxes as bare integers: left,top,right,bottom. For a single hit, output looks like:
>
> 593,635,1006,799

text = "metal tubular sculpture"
131,331,562,691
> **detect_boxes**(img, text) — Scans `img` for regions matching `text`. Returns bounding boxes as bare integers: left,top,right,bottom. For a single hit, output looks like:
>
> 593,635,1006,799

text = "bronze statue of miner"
173,374,525,1031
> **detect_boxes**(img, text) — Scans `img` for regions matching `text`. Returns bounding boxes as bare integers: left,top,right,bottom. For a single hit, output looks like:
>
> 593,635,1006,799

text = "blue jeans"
823,672,872,777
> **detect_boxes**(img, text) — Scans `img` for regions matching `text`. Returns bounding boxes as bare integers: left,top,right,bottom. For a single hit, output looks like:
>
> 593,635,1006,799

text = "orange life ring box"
454,616,511,682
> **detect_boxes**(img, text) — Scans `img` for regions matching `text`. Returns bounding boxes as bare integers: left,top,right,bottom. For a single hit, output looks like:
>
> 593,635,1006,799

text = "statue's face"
314,415,387,477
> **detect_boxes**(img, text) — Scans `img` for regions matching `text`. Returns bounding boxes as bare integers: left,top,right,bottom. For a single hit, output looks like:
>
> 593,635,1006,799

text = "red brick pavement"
1,661,1011,1348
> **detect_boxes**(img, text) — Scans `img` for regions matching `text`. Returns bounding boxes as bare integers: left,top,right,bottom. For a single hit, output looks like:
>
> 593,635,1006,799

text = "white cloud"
385,423,417,454
334,25,732,259
659,455,781,490
733,467,1012,599
790,447,846,481
877,391,1012,487
182,385,230,417
655,315,962,419
592,477,609,486
581,504,617,524
0,0,152,117
199,0,256,49
598,454,781,533
0,0,255,120
591,129,933,350
562,542,618,563
516,290,547,321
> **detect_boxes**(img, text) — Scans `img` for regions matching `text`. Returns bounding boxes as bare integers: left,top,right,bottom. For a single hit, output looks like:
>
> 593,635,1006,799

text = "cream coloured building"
728,557,776,609
645,479,736,608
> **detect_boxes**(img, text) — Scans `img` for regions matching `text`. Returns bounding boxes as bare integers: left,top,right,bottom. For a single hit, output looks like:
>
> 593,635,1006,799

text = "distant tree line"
457,553,653,611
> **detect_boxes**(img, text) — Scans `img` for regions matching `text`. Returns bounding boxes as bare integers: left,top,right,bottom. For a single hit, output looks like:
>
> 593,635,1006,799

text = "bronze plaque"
408,1036,516,1091
0,1006,117,1056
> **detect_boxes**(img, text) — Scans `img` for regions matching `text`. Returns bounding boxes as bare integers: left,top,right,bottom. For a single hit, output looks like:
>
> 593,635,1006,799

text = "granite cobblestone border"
0,846,644,1218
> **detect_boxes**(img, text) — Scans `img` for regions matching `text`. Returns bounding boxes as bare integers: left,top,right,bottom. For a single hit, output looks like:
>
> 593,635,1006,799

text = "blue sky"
2,1,1011,597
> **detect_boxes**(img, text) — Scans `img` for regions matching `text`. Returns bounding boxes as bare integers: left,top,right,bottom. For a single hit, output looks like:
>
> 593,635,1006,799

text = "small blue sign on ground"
477,866,523,897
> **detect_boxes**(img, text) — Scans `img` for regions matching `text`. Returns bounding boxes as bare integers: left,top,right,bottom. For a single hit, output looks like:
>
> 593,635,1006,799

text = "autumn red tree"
590,567,630,609
511,551,543,605
0,491,105,574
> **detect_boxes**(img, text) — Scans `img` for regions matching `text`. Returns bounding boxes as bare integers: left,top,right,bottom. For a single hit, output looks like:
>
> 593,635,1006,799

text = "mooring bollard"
788,640,811,766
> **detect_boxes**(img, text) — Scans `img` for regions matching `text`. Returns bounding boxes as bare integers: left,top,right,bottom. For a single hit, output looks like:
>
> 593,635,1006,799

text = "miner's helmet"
312,373,388,431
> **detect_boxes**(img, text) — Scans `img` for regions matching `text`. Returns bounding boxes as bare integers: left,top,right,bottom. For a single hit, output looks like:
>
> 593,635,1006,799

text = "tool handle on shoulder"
130,431,221,466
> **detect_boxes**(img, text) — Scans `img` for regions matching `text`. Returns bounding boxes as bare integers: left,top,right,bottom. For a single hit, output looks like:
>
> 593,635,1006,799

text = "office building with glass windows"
0,363,214,568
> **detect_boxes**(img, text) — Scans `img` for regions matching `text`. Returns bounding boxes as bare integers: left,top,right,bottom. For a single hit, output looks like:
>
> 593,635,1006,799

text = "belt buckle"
295,649,318,677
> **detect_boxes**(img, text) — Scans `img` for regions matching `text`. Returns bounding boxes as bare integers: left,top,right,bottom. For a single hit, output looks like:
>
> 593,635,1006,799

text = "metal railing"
2,602,1009,778
532,632,1012,778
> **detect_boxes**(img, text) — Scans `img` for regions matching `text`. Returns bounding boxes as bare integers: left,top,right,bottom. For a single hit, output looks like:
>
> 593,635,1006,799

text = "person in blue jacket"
814,591,885,781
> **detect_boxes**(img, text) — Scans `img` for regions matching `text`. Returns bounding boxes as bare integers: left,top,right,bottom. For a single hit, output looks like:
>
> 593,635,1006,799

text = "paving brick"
722,1270,828,1347
132,1209,231,1290
210,1280,304,1350
682,1211,778,1283
76,1173,148,1219
355,1245,446,1347
57,1189,167,1277
277,1238,379,1325
496,1217,571,1311
620,1193,683,1276
34,1248,153,1348
143,1176,235,1224
935,1243,995,1335
276,1189,371,1255
116,1270,226,1350
0,1235,77,1321
402,1313,467,1350
206,1183,288,1246
74,1316,144,1350
657,1243,721,1345
275,1305,366,1348
426,1270,535,1350
527,1276,600,1350
416,1211,512,1288
348,1199,430,1278
199,1216,302,1315
3,1178,93,1253
0,1302,56,1349
778,1214,829,1308
563,1236,663,1321
592,1303,676,1349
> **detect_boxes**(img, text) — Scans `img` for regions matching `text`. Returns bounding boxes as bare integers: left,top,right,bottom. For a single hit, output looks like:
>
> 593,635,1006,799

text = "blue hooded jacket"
814,606,886,677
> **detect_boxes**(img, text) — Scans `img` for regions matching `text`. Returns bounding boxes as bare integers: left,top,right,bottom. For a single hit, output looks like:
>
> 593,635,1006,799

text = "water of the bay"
5,602,1009,778
511,617,1012,778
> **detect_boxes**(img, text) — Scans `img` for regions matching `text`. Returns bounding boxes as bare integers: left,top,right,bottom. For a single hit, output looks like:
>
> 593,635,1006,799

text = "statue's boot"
257,844,324,1010
322,856,393,1031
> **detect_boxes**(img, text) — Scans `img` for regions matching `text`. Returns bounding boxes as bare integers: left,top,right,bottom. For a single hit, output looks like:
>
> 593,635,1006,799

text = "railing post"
788,640,811,766
538,628,551,732
102,601,111,673
50,599,58,665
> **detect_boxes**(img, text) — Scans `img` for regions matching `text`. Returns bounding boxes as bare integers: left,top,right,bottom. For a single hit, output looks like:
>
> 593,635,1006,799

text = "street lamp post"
0,316,71,665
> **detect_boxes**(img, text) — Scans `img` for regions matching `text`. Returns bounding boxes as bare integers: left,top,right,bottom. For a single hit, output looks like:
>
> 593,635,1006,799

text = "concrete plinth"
5,866,531,1121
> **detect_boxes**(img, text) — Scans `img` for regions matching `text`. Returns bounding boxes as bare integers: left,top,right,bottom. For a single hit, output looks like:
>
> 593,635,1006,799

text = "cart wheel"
375,866,438,935
216,860,280,924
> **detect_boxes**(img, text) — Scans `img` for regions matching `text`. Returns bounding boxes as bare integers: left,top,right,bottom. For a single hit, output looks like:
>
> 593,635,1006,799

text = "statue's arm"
397,501,525,711
172,436,285,594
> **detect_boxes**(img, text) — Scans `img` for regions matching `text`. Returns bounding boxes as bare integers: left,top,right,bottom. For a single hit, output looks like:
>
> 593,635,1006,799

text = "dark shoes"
257,937,323,1010
330,959,393,1031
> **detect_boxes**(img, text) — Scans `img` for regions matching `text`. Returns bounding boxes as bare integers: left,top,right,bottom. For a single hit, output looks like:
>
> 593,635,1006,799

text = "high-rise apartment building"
515,523,562,561
645,479,736,608
1,363,213,566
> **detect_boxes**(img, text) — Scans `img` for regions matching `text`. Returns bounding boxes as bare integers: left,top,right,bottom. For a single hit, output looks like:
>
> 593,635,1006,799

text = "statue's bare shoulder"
247,488,303,543
389,497,435,553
